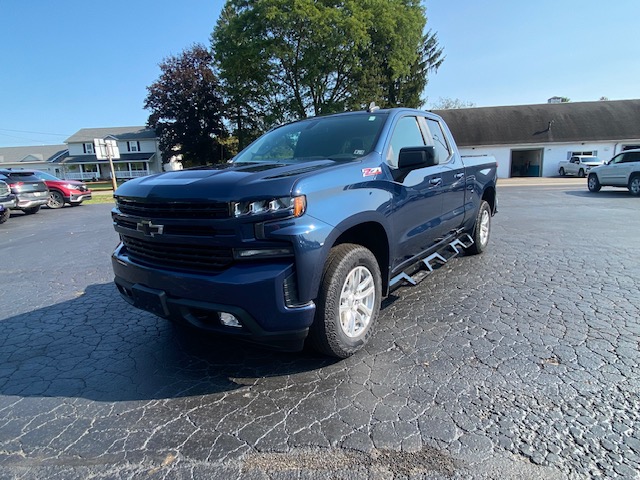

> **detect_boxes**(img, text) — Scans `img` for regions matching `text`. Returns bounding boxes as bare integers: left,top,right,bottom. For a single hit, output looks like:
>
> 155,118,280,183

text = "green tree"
430,97,476,109
212,0,443,148
145,44,227,167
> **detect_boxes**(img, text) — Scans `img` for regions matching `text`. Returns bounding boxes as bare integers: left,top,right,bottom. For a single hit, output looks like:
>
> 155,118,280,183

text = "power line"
0,128,71,137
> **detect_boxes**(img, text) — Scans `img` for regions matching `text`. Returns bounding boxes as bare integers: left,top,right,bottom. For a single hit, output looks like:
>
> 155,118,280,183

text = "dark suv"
32,170,92,208
0,180,16,224
0,169,49,214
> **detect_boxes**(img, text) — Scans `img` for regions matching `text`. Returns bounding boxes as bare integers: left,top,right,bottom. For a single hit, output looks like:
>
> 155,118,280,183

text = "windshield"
580,157,600,163
233,112,388,164
34,171,60,180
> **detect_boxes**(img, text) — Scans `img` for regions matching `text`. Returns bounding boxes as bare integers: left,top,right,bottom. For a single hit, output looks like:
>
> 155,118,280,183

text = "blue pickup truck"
111,107,497,357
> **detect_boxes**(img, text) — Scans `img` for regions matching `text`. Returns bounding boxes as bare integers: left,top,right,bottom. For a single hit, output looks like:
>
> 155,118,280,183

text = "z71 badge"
362,167,382,177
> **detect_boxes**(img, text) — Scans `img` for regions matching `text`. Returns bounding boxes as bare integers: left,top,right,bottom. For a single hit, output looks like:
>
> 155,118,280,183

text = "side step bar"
389,234,474,289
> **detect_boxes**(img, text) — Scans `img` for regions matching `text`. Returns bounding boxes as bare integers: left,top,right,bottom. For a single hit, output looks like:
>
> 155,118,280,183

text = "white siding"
459,141,639,178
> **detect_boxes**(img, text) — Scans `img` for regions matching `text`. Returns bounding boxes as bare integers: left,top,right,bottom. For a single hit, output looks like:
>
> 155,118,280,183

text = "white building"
0,126,173,181
434,99,640,178
59,127,162,180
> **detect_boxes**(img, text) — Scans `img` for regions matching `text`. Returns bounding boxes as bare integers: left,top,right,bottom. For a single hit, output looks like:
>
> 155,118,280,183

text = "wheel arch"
332,221,390,295
482,185,497,215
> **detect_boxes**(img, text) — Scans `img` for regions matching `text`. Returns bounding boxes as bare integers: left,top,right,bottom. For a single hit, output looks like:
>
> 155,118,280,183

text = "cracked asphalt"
0,179,638,479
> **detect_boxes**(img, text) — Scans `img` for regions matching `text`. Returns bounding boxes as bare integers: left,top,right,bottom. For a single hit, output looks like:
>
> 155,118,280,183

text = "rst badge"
362,167,382,177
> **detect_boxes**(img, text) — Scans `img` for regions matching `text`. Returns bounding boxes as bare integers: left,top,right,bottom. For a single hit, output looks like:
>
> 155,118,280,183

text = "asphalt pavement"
0,181,638,479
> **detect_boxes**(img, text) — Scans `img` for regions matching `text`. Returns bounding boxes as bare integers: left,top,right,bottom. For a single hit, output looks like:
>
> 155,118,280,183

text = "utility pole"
94,138,120,191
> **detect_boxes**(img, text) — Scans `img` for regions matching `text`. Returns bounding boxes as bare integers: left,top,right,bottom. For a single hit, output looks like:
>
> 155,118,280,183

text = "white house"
434,99,640,178
58,127,162,181
0,145,69,176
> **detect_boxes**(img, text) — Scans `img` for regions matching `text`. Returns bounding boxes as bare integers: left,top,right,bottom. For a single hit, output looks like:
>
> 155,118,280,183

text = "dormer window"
128,141,141,152
83,143,94,154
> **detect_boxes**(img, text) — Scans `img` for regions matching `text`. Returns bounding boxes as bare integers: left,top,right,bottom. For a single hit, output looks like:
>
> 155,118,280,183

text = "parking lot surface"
0,180,638,479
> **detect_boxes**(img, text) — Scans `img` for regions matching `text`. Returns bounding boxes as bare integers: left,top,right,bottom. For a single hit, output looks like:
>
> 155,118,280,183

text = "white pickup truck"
587,148,640,196
558,155,604,177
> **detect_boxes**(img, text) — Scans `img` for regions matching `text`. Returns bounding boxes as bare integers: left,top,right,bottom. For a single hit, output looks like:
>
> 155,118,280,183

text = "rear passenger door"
423,117,466,238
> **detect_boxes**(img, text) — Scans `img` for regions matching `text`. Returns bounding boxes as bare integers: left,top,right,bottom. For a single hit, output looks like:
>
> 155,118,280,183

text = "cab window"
386,116,425,168
425,118,452,163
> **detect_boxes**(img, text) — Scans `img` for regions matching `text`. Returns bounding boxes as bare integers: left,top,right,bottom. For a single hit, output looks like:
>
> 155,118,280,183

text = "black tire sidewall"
311,244,382,358
48,191,64,208
588,174,601,192
628,175,640,196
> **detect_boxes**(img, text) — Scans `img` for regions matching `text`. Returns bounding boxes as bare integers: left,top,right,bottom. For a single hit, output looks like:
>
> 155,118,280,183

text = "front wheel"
47,190,65,209
628,175,640,196
465,200,492,255
0,209,9,224
578,169,586,177
587,174,601,192
309,244,381,358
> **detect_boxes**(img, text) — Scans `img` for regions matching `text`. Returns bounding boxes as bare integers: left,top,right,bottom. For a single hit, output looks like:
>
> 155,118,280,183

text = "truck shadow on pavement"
0,283,337,402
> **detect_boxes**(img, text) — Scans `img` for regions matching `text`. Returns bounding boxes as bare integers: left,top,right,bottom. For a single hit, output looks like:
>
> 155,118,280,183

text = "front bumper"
68,192,92,203
111,244,316,351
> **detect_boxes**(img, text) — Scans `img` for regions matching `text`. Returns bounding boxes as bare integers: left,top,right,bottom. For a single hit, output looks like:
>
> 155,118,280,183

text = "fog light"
220,312,241,328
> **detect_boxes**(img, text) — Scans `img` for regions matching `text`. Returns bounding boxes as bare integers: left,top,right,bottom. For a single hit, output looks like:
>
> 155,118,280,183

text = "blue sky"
1,0,638,147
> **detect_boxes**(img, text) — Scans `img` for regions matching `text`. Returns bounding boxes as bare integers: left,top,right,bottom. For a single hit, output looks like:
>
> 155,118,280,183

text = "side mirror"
397,146,438,170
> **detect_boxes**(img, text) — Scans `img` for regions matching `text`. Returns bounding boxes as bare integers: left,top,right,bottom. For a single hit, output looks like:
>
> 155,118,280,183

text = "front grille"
121,235,234,272
114,217,233,237
117,198,230,219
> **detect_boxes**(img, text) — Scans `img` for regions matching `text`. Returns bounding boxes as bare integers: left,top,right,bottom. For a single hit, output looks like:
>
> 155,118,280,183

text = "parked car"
588,149,640,195
0,180,17,224
31,171,92,208
0,169,48,214
558,155,604,177
111,107,497,357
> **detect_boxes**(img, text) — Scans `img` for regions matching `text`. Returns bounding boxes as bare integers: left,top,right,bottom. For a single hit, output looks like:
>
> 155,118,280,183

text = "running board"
389,234,474,289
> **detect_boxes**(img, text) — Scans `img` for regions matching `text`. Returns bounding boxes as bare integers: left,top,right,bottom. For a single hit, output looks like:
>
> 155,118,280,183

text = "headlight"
231,195,306,218
64,184,79,190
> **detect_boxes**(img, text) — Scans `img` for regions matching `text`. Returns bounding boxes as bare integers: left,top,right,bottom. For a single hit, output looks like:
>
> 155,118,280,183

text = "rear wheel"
587,174,601,192
628,175,640,196
465,200,491,255
23,206,40,214
0,209,9,224
309,244,381,358
559,167,565,176
47,190,65,209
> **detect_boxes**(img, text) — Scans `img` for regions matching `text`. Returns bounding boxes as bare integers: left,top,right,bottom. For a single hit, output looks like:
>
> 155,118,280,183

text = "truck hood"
114,160,340,201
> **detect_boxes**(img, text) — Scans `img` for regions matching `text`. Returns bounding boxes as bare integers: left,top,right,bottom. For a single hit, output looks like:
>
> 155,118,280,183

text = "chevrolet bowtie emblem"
137,220,164,237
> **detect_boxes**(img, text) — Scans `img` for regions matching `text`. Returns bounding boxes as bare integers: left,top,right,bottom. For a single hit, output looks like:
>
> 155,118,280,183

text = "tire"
0,209,9,224
587,174,601,192
309,243,382,358
559,167,565,176
23,206,40,214
47,190,65,209
465,200,491,255
578,169,585,178
628,175,640,196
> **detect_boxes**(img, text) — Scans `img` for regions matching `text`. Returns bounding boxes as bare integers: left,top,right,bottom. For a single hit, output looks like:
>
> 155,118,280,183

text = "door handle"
455,172,465,180
429,177,442,186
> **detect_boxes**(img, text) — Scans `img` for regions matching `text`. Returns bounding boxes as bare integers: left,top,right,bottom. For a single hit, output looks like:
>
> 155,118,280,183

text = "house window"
127,141,141,152
568,150,597,159
130,162,146,171
83,143,94,154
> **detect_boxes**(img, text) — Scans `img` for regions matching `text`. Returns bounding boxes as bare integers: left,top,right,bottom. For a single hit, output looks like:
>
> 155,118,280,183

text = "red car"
32,171,93,209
